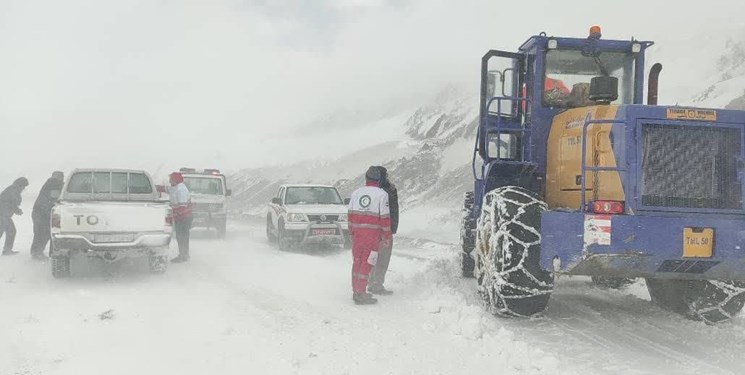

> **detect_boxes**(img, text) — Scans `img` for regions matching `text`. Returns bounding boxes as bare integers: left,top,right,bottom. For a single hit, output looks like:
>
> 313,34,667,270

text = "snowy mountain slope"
727,94,745,110
676,29,745,108
229,84,479,234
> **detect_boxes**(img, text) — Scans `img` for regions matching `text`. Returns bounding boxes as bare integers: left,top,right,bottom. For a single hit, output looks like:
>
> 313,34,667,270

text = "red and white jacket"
348,182,392,249
168,182,193,222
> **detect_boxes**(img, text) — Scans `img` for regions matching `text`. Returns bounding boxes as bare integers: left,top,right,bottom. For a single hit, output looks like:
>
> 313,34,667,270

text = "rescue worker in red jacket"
543,77,571,106
348,166,392,305
168,172,193,263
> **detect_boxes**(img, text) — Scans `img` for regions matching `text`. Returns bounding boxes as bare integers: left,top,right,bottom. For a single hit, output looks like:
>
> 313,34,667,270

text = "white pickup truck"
49,169,172,278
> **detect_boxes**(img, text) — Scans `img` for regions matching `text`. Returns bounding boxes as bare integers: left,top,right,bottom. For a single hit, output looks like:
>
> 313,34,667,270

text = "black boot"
171,255,189,263
368,286,394,295
353,293,378,305
31,252,48,261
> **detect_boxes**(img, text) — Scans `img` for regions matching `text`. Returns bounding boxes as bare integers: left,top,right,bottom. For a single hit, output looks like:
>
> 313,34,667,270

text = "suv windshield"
284,187,343,205
543,49,635,108
184,177,224,195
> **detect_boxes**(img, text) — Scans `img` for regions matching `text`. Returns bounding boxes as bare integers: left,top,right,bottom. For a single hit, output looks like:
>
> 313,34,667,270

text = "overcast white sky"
1,0,744,187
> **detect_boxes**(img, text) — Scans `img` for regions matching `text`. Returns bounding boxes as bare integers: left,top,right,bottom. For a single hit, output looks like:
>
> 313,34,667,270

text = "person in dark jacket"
30,171,64,260
0,177,29,256
368,166,399,295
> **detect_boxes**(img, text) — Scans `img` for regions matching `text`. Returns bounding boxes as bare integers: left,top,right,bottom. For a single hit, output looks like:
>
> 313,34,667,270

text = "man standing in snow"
0,177,29,256
368,166,398,295
348,166,392,305
168,172,193,263
30,171,64,260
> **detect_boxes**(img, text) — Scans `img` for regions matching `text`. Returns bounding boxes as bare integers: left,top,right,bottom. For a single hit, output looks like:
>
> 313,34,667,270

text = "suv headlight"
287,213,308,222
338,214,348,222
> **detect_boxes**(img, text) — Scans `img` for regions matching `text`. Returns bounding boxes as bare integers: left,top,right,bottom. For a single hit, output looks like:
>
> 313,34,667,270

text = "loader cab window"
487,133,520,161
543,49,635,108
485,55,522,117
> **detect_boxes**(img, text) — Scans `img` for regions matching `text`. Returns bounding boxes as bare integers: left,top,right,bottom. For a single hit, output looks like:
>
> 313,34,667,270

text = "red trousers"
352,244,376,294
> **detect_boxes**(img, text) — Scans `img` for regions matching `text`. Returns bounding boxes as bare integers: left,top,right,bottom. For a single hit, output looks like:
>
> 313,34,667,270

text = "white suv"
266,184,350,249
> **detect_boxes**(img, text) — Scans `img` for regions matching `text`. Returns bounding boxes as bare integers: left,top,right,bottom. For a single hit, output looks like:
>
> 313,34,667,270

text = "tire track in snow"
530,281,741,375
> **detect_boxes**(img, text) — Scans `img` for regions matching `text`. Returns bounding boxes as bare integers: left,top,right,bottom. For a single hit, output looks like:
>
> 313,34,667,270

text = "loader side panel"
545,105,625,210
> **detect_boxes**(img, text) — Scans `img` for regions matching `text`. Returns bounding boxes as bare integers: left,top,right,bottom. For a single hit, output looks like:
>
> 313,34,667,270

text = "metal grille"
307,215,339,223
641,124,742,210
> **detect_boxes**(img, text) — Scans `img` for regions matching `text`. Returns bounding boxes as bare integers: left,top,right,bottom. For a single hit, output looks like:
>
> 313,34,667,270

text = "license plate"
93,234,135,243
683,227,714,258
311,229,336,236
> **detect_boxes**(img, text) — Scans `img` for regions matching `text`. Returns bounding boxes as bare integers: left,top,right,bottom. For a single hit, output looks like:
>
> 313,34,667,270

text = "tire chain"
476,186,553,317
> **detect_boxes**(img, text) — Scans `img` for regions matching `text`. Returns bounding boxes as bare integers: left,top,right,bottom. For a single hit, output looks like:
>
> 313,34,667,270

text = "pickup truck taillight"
51,213,61,229
165,211,173,226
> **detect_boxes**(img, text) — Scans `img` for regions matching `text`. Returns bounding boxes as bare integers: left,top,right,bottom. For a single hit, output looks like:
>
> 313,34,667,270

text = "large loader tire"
591,276,635,289
460,192,476,278
646,278,745,324
475,186,553,317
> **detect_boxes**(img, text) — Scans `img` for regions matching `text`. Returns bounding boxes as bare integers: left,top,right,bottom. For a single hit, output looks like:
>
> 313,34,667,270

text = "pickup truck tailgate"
58,201,170,233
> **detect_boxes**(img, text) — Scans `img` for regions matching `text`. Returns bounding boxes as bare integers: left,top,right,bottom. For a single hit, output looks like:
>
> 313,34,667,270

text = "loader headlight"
631,42,641,53
547,38,558,49
287,213,308,222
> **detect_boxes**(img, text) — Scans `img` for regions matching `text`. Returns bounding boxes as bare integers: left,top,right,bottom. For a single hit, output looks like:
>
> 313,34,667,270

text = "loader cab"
479,29,652,160
476,27,653,206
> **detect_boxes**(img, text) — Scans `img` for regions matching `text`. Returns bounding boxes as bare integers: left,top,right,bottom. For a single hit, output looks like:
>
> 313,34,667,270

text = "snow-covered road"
1,218,744,375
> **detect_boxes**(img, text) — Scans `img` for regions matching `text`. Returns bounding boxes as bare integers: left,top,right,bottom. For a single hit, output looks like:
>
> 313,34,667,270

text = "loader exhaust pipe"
647,63,662,105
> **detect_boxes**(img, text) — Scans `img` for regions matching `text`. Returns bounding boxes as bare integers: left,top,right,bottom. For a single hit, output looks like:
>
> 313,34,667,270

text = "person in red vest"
347,166,392,305
168,172,193,263
543,76,571,106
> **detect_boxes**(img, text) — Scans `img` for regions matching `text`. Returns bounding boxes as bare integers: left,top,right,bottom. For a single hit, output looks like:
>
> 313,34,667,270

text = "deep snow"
2,206,745,375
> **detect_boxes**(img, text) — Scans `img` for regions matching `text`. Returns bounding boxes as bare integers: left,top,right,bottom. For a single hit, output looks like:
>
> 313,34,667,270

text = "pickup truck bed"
50,169,173,278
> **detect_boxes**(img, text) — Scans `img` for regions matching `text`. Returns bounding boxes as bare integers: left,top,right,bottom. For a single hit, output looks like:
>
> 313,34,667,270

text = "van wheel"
216,221,227,239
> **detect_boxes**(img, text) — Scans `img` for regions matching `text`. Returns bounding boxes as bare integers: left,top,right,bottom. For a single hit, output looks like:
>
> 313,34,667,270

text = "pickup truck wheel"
591,276,635,289
51,256,71,278
475,186,553,317
149,255,168,274
266,215,277,243
277,221,291,250
646,278,745,324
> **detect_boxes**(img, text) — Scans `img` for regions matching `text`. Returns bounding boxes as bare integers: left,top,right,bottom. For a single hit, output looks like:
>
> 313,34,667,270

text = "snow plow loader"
460,26,745,324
